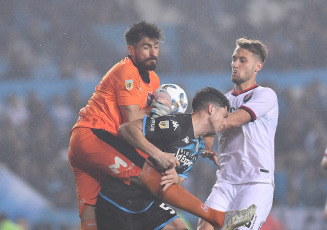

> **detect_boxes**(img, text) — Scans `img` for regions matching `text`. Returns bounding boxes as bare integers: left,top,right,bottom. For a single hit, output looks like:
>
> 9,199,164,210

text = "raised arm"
223,108,252,130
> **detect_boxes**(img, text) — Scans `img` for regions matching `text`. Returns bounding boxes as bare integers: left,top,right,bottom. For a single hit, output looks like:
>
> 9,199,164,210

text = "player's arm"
119,88,172,122
119,104,147,123
118,119,180,170
202,135,219,166
222,108,252,130
202,109,251,164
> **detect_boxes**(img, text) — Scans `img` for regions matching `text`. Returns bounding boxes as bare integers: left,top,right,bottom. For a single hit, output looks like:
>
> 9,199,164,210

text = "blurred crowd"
1,0,327,80
0,88,85,209
1,0,327,229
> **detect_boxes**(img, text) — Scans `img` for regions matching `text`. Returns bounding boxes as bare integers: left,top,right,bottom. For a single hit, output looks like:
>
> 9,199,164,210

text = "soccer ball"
159,84,188,114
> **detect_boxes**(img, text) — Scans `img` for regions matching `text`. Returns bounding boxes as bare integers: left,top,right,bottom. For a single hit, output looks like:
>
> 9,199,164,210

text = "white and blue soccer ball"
159,84,188,114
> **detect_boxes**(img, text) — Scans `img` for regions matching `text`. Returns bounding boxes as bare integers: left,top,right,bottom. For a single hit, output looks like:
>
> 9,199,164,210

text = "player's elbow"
118,124,128,139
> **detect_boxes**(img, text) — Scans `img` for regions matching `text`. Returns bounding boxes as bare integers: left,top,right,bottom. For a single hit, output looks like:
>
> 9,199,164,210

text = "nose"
149,47,154,56
231,60,238,68
152,46,159,56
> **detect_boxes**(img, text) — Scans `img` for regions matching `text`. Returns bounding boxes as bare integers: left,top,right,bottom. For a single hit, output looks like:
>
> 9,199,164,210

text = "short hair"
124,21,164,46
236,37,268,63
192,87,230,112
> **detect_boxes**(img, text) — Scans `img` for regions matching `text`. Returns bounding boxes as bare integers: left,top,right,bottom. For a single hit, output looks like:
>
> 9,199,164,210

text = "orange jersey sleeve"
72,57,160,135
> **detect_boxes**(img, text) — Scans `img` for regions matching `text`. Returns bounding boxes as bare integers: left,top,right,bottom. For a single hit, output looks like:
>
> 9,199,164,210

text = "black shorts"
96,176,178,230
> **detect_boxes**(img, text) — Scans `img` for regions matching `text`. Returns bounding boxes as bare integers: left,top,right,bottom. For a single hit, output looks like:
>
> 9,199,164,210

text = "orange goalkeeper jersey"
72,56,160,136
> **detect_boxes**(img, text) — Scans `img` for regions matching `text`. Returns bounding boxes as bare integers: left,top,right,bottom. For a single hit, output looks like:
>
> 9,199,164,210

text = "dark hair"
192,87,230,112
236,37,268,63
124,21,164,46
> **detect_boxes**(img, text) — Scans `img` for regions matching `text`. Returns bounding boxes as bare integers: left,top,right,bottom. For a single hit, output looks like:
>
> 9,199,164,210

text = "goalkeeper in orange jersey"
68,21,178,230
95,87,256,230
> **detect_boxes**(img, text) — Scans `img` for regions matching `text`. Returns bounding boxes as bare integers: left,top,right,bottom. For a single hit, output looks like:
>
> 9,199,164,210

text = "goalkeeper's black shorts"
96,176,178,230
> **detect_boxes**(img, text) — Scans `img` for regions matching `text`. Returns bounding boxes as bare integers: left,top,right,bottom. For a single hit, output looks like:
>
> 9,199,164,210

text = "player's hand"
150,89,172,118
160,165,179,191
201,148,219,166
149,152,180,171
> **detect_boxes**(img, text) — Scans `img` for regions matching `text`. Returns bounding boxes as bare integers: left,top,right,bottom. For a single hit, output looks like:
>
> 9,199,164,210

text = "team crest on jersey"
159,120,169,129
125,79,133,90
243,92,253,103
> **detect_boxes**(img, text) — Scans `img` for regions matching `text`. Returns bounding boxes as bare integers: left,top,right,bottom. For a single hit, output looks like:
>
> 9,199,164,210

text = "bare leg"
80,205,98,230
197,218,215,230
162,218,188,230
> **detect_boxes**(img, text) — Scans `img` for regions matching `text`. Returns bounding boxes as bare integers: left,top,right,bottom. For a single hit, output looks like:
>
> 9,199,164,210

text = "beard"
231,76,246,85
136,56,158,71
145,62,157,71
231,73,251,85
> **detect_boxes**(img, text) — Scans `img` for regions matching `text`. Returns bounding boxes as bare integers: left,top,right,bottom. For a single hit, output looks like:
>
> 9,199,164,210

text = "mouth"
146,57,158,62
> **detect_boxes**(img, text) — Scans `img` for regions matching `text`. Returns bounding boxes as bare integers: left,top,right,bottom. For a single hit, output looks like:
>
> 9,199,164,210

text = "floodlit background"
1,0,327,229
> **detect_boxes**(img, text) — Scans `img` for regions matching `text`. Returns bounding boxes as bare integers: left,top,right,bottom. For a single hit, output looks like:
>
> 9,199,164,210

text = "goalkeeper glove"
150,89,172,118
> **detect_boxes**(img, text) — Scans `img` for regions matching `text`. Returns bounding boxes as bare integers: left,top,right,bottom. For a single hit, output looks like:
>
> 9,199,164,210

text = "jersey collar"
128,55,150,83
231,84,259,96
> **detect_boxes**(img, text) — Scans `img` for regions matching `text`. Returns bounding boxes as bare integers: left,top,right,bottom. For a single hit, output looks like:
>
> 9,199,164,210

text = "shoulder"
253,86,278,100
225,90,233,97
256,86,277,95
109,57,139,81
152,114,192,134
153,114,192,126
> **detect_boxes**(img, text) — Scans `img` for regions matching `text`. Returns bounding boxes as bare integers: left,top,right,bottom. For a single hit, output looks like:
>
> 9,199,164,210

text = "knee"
197,218,214,230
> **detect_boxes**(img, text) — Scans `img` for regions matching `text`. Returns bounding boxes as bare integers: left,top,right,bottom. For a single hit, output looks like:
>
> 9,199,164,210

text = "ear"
127,45,135,57
254,62,263,72
208,104,214,115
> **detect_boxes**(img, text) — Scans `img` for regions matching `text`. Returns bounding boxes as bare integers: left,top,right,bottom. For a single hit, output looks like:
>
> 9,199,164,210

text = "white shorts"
205,181,274,230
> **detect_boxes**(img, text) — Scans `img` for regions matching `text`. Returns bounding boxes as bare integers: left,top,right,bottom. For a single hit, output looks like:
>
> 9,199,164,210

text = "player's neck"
192,112,209,138
192,113,201,138
234,80,256,94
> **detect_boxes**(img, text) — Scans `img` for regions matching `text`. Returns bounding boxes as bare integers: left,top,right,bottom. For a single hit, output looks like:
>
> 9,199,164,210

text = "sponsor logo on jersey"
174,148,198,166
243,92,253,103
159,120,169,129
171,120,179,131
125,79,133,90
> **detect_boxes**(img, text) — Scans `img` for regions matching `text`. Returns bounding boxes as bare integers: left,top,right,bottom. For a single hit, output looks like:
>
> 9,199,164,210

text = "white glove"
150,89,172,118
